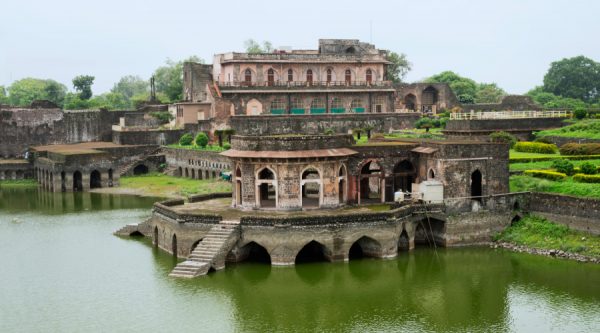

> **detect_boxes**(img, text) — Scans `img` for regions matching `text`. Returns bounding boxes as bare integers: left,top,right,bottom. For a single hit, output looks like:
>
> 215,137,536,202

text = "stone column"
82,174,91,191
64,173,73,192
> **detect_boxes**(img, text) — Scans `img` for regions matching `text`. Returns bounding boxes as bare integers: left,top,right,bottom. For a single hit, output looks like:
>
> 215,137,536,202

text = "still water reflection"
0,188,598,332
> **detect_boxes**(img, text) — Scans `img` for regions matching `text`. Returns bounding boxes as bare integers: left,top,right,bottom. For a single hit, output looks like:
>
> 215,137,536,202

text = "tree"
426,71,477,102
527,86,587,109
153,56,202,102
72,75,95,100
194,132,209,147
7,78,67,107
386,52,411,83
111,75,149,100
0,86,9,104
543,56,600,103
244,39,274,54
475,83,506,103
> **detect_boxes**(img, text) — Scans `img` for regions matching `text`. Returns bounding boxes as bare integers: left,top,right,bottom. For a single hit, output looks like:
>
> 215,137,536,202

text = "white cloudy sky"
1,0,599,94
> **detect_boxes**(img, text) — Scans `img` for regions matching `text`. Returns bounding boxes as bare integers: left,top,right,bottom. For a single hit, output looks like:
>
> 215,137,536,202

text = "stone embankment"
492,242,599,264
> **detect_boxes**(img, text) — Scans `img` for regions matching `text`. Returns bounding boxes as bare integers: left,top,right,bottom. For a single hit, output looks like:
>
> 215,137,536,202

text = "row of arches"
187,159,229,170
0,169,25,180
402,86,439,112
240,67,380,86
178,167,220,180
35,168,114,192
246,96,387,115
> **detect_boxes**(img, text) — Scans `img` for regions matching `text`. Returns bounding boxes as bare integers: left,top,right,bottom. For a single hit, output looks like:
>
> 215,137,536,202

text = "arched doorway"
153,227,158,247
238,242,271,264
301,167,321,209
338,165,347,204
267,68,275,86
257,168,276,208
244,69,252,85
73,171,83,192
392,160,415,201
421,86,439,113
178,167,183,177
471,169,482,201
345,69,352,84
295,240,331,264
306,69,313,85
191,169,196,179
398,229,410,251
348,236,382,260
90,170,102,189
235,167,242,206
366,69,373,84
415,219,445,247
60,171,66,192
133,164,148,175
172,234,178,258
108,169,113,187
404,94,416,111
360,161,384,204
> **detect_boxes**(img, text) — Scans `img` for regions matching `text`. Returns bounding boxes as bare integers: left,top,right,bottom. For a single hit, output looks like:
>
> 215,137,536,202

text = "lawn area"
510,174,600,199
119,173,231,198
510,158,600,171
509,149,559,159
0,179,38,188
495,215,600,259
166,144,227,152
536,119,600,139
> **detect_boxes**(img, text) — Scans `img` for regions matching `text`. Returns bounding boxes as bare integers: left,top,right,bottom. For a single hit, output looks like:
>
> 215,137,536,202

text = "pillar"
82,173,90,191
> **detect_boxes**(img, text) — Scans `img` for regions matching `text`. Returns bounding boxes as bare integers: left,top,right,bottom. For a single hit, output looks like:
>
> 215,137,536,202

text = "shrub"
551,159,575,175
179,133,193,146
194,132,209,147
573,107,587,120
415,117,432,129
490,131,517,148
559,143,600,155
514,141,558,154
579,162,598,175
573,174,600,183
534,136,554,144
324,127,335,135
524,170,567,181
149,111,174,123
223,143,231,150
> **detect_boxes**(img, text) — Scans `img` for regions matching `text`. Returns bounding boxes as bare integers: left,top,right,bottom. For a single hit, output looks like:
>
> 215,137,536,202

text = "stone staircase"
169,221,240,278
118,147,163,176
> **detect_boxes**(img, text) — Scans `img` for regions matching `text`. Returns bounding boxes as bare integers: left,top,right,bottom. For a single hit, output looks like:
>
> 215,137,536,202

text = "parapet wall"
230,113,420,136
528,192,600,235
445,117,565,132
231,134,354,151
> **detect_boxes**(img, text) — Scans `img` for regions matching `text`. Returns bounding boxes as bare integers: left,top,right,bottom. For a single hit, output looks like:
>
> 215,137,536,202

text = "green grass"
510,175,600,199
495,215,600,258
536,119,600,139
510,158,600,171
120,173,231,197
0,179,38,187
509,149,559,159
166,144,227,152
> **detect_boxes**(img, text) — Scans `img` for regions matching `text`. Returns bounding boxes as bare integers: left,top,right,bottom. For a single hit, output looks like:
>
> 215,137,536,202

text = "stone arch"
398,229,410,251
256,167,277,208
404,93,417,111
172,233,178,258
265,67,278,85
304,68,315,83
428,168,435,180
133,164,148,175
235,166,243,206
421,86,439,113
191,168,196,179
348,236,383,260
245,98,263,115
415,218,446,247
301,166,322,209
190,238,203,253
90,170,102,189
178,167,183,177
184,168,189,178
108,168,114,187
471,169,483,201
285,68,296,82
344,68,354,83
236,241,271,264
242,67,255,85
73,171,83,192
392,160,415,195
359,159,385,204
325,66,337,82
295,240,332,264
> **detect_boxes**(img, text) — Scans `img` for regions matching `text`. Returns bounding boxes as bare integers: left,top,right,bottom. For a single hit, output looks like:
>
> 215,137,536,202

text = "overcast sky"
1,0,599,95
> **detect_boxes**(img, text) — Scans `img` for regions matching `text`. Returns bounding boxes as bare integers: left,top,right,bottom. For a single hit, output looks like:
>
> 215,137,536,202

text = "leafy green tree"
72,75,95,100
244,39,274,54
111,75,149,100
425,71,477,102
475,83,506,103
153,56,202,102
386,52,411,83
543,56,600,103
527,86,586,109
179,133,193,146
7,78,67,107
195,132,209,147
0,86,9,104
44,80,68,106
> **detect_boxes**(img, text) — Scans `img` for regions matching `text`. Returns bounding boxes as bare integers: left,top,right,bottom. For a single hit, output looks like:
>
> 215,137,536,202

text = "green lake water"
0,187,599,332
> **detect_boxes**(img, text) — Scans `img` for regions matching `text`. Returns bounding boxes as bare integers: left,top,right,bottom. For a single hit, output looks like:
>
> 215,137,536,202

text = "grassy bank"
0,179,38,188
495,215,600,258
509,149,559,159
536,119,600,139
510,175,600,199
510,158,600,171
117,173,231,198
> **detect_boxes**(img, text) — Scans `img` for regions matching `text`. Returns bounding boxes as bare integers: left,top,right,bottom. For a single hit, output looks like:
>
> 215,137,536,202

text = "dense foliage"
194,132,209,147
578,162,598,175
490,131,517,148
514,142,558,154
425,71,506,104
559,143,600,155
72,75,95,100
543,56,600,103
4,78,67,107
523,170,567,181
386,52,412,83
149,111,173,123
550,159,575,175
573,173,600,183
179,133,193,146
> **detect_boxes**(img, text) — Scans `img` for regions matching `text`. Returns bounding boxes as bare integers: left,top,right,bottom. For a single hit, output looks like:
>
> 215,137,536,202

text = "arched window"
330,97,344,113
270,97,287,115
244,69,252,84
310,98,325,114
351,99,364,113
290,97,304,114
345,69,351,84
326,69,332,83
374,96,386,113
366,69,373,83
287,69,293,82
306,69,313,84
429,169,435,179
267,68,275,86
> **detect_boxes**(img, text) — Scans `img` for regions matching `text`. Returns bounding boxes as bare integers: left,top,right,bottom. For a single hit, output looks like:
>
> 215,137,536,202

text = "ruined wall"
230,113,419,135
0,106,138,158
112,129,185,145
231,134,354,151
395,82,460,112
528,192,600,235
462,95,541,112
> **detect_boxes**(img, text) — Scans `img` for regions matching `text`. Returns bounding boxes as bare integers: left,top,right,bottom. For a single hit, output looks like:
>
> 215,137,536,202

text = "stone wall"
528,192,600,235
541,135,600,147
112,128,185,145
462,95,541,112
445,117,565,131
0,160,33,180
231,134,354,151
230,113,420,136
163,147,231,179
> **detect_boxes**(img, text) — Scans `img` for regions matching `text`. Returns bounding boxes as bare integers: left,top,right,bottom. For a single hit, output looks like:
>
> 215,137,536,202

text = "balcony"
217,80,395,93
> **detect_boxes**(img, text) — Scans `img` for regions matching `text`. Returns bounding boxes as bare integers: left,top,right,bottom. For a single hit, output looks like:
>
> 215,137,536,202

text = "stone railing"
450,110,568,120
218,80,393,90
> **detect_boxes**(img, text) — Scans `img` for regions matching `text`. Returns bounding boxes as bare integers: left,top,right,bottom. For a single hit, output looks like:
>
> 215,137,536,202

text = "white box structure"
412,180,444,204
